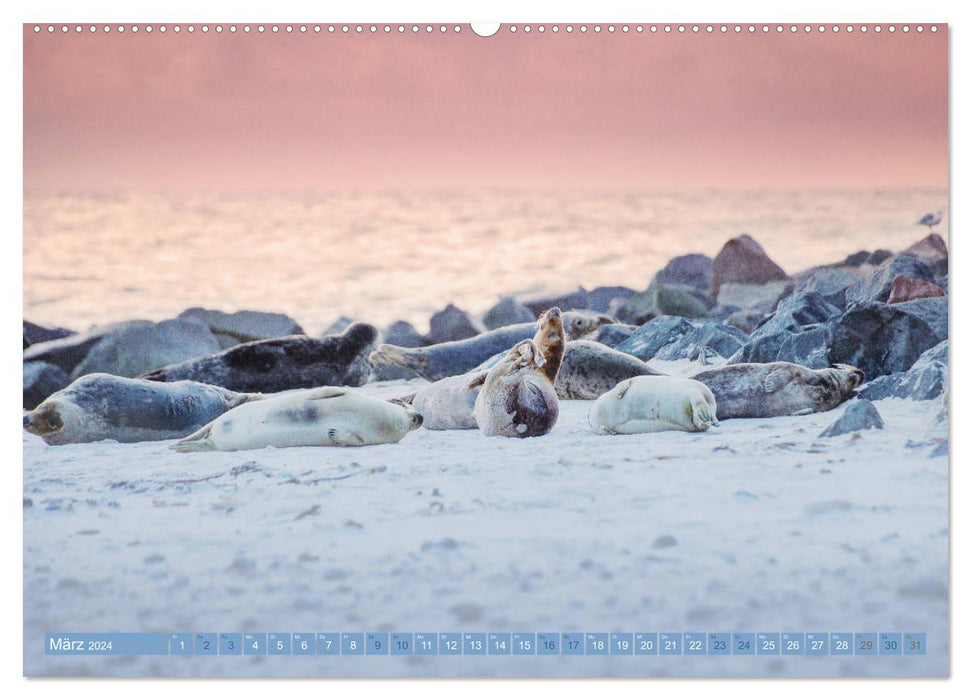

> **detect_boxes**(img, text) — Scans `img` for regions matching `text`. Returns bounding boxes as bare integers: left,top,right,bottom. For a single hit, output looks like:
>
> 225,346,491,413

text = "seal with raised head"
23,373,260,445
588,375,719,435
142,322,379,393
690,362,864,419
369,310,612,382
171,386,423,452
473,307,564,438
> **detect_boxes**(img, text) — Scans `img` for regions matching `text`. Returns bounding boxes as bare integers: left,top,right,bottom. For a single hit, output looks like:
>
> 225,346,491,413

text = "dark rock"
753,292,842,338
867,249,893,266
586,286,637,313
710,234,789,297
845,254,936,305
858,341,947,401
22,320,145,375
71,317,221,379
653,253,713,292
427,303,484,344
615,316,695,361
481,297,536,329
519,287,590,316
592,323,636,348
841,250,872,267
791,266,863,307
23,321,75,349
724,309,766,334
178,307,304,346
617,282,711,325
382,320,427,348
887,275,945,304
818,399,884,437
321,316,355,336
716,281,793,312
653,322,749,362
23,361,71,410
903,233,948,263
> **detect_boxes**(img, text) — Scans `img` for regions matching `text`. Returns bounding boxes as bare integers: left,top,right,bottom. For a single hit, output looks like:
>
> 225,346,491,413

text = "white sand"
23,381,948,677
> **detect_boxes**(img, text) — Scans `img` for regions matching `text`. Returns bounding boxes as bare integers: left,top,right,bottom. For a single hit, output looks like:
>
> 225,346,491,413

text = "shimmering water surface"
24,189,948,334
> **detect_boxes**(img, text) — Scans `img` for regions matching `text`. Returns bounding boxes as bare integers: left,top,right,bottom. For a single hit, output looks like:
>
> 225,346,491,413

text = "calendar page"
22,20,948,678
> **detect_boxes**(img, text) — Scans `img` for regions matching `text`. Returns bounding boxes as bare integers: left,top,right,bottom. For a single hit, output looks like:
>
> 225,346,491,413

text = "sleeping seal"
171,387,423,452
473,307,564,438
142,322,379,393
369,310,612,382
691,362,863,419
23,373,259,445
588,375,719,435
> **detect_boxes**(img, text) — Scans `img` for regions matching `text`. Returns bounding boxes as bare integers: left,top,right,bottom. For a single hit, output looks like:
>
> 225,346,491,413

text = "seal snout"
23,414,30,429
546,307,562,319
413,412,424,428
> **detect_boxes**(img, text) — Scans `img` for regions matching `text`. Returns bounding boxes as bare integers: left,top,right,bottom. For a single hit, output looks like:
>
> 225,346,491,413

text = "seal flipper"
689,397,720,430
170,423,217,452
369,344,427,376
762,367,792,394
327,427,366,446
467,371,488,390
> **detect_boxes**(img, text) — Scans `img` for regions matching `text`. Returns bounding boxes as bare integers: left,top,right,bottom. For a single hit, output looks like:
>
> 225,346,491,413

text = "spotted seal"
588,375,719,434
23,373,259,445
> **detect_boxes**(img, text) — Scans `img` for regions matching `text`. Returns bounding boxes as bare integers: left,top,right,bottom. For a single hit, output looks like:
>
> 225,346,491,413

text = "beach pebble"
481,296,536,329
178,307,304,347
818,399,884,438
710,234,789,298
23,320,75,349
427,303,484,344
70,317,221,379
887,275,945,304
23,361,70,410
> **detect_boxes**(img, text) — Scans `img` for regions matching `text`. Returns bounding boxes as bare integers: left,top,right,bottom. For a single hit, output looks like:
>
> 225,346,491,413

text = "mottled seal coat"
142,322,379,393
474,308,564,438
23,373,259,445
171,387,422,452
369,311,612,382
555,340,662,399
691,362,863,419
588,376,719,435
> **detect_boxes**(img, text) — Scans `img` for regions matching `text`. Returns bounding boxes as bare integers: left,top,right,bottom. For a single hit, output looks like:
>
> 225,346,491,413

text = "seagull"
917,210,943,232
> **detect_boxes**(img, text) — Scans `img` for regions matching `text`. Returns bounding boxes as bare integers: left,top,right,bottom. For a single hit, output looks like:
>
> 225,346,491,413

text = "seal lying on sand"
171,387,423,452
369,311,612,382
691,362,863,419
142,322,379,393
588,376,719,435
23,373,259,445
474,307,564,438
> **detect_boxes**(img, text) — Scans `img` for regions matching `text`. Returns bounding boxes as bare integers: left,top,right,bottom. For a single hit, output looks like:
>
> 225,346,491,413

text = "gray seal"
23,373,259,445
690,362,864,419
141,322,379,393
369,311,613,382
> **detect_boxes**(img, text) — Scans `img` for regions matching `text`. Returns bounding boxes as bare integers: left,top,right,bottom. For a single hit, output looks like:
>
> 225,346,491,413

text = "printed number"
203,641,210,650
421,641,432,650
518,640,531,650
786,641,799,651
616,640,629,651
396,640,409,651
445,641,458,651
179,641,185,650
252,641,258,650
836,641,849,651
762,640,776,651
470,640,482,650
373,640,381,650
640,640,654,651
228,641,235,650
494,640,506,651
688,641,702,651
664,640,677,651
884,640,898,651
712,640,726,651
860,640,873,651
349,641,357,650
591,640,604,651
568,640,579,650
811,641,823,651
910,641,922,651
543,640,556,650
737,640,751,651
301,641,309,651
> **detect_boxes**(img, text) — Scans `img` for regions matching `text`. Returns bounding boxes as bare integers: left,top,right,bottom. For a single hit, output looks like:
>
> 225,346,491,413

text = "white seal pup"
412,372,486,430
369,310,611,382
171,387,423,452
23,373,260,445
588,376,719,435
473,307,564,438
691,362,863,419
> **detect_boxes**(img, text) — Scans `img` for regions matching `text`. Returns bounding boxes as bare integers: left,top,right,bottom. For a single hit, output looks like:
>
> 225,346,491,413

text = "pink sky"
24,25,948,191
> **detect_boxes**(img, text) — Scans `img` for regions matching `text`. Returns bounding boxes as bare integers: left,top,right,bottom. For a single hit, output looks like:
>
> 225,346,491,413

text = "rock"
321,316,355,336
592,323,637,348
617,282,711,325
753,292,842,338
23,361,71,410
845,254,936,305
710,234,789,297
791,266,863,307
887,275,945,304
716,280,793,312
178,307,304,347
615,316,695,361
22,320,144,375
841,250,872,267
653,254,713,292
519,287,590,316
858,341,947,401
903,233,948,263
867,249,893,266
723,309,766,334
587,286,637,313
23,321,75,349
818,399,884,438
481,297,536,329
382,320,428,348
427,303,484,344
653,322,749,362
70,317,221,379
893,296,948,341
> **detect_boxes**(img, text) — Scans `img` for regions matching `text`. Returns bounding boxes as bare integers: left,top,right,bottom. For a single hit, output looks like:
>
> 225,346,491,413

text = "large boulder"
427,304,484,344
70,317,221,379
653,253,713,292
716,280,793,313
482,297,536,329
321,316,355,337
858,341,947,402
382,320,428,348
710,234,789,298
23,361,71,410
903,233,948,279
614,316,696,361
592,323,636,348
617,282,711,325
790,266,864,307
653,322,749,363
22,320,145,375
818,399,885,438
178,307,303,348
518,287,590,316
23,321,75,349
586,286,637,313
844,254,936,305
887,275,945,304
723,309,766,334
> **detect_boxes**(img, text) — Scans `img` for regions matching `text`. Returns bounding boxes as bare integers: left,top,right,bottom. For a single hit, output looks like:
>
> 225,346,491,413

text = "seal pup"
171,387,423,452
691,362,864,419
369,310,612,382
588,376,719,435
473,307,564,438
412,371,486,430
142,322,379,393
23,373,259,445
